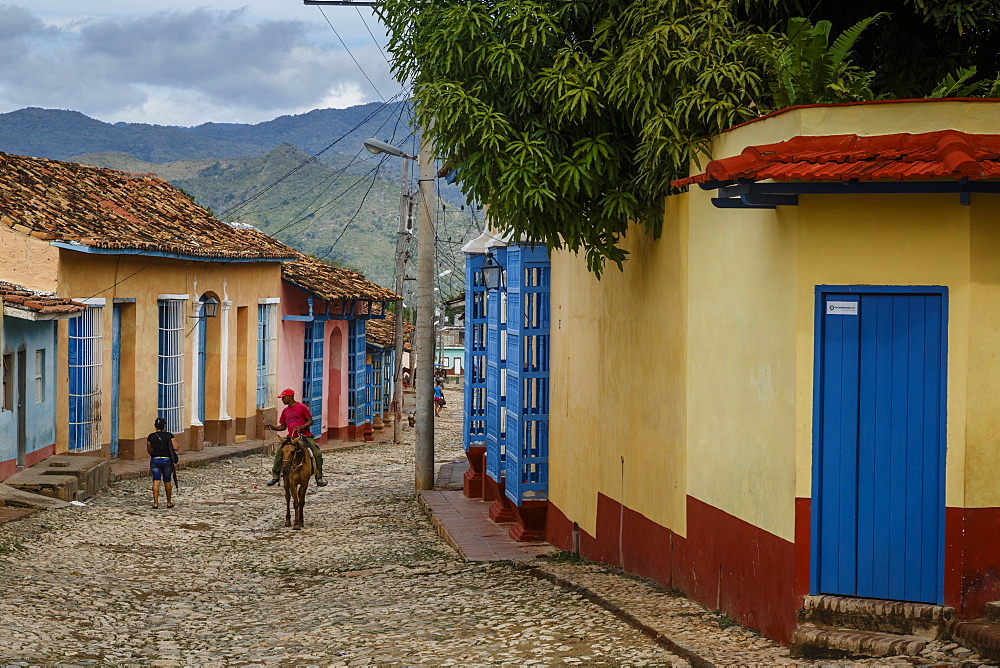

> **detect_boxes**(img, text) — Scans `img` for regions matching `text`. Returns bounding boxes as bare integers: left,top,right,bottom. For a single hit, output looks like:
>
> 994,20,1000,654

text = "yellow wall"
794,195,970,510
0,224,60,292
965,202,1000,507
54,250,282,450
550,195,689,536
549,99,1000,543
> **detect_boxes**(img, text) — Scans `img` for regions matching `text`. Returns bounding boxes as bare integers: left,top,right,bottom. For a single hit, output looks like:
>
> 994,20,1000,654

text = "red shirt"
280,401,313,437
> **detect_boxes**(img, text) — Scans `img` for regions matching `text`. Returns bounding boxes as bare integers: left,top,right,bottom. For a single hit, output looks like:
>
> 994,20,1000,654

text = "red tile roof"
0,280,86,315
366,316,396,348
0,152,296,261
281,251,400,303
672,131,1000,189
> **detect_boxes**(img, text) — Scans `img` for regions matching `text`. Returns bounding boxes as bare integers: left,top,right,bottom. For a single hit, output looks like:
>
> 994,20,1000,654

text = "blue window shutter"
504,245,550,505
464,253,488,452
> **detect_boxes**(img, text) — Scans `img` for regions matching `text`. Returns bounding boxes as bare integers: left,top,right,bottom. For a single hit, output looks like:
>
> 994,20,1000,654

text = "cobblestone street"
2,384,996,666
0,386,678,666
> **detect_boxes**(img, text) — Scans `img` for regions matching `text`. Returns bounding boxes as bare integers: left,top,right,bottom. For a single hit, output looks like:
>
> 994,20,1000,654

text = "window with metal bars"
256,303,278,409
69,305,103,451
157,299,185,433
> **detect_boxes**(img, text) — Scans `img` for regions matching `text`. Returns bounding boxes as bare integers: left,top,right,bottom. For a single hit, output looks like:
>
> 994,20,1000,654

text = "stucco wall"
549,193,689,539
546,101,1000,638
54,250,282,455
550,99,1000,543
0,316,58,475
0,225,59,293
278,282,353,435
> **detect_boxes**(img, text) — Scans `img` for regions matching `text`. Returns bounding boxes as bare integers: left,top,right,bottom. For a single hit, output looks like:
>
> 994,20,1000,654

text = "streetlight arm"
364,138,417,161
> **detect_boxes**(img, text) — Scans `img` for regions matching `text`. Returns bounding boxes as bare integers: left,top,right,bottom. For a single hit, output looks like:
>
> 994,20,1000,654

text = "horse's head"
280,436,303,476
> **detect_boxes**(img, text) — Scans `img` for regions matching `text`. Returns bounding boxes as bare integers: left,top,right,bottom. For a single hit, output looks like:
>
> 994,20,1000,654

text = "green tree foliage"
735,0,1000,99
382,0,764,275
748,14,887,108
381,0,999,275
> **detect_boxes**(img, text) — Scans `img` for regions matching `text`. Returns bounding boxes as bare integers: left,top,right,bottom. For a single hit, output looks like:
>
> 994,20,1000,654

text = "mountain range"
0,105,477,294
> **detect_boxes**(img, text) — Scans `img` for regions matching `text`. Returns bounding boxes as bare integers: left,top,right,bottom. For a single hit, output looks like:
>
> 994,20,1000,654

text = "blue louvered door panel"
348,319,367,425
814,289,946,604
464,253,488,452
505,245,550,505
302,320,324,428
485,248,508,482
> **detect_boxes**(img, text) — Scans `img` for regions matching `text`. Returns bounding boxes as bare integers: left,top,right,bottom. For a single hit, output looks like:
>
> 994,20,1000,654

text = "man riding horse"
265,389,327,487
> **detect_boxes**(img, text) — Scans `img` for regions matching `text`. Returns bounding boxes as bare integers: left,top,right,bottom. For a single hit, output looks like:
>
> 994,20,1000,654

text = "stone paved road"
0,385,678,666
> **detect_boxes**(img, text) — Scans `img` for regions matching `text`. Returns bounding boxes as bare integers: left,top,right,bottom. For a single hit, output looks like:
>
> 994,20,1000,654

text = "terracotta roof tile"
281,252,400,303
366,316,395,348
0,152,296,261
672,131,1000,188
0,280,86,314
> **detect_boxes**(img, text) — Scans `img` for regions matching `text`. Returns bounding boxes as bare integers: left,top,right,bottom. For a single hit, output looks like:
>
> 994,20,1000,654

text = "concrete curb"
416,489,714,667
518,565,715,668
415,491,465,558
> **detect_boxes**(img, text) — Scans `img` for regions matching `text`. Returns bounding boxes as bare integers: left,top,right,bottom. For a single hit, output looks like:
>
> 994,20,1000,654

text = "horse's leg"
284,479,292,527
294,479,307,529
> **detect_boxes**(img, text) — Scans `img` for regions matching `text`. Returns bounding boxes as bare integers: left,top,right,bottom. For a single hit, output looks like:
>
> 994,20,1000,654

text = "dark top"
148,431,176,459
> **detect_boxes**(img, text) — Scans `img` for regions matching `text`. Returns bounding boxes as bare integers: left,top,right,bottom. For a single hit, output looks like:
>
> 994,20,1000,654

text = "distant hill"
0,105,477,295
0,103,411,162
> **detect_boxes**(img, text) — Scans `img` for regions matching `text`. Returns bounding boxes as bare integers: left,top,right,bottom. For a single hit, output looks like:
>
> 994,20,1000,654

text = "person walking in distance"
433,380,446,417
265,388,327,487
147,417,178,509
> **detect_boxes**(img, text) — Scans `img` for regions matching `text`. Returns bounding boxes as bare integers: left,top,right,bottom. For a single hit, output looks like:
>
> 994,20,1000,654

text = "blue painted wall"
0,316,58,467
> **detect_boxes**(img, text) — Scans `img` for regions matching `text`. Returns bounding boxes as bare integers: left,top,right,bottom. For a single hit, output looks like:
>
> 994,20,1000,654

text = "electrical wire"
318,6,388,101
218,90,409,220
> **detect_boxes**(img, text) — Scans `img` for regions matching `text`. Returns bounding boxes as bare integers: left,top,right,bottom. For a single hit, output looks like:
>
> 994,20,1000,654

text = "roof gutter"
51,241,295,263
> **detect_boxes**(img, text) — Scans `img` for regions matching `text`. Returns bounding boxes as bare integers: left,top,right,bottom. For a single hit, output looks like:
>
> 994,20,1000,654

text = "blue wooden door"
110,304,122,457
197,310,207,424
814,288,946,604
302,320,324,427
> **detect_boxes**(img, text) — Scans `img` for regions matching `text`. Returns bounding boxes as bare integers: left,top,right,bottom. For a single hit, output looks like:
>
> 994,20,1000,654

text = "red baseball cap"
277,388,295,398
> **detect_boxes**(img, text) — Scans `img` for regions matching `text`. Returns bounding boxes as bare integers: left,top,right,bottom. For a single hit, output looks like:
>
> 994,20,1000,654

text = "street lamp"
363,138,414,447
481,253,504,290
364,138,416,160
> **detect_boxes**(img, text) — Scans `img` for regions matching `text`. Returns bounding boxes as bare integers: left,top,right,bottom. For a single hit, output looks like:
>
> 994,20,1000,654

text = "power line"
317,6,387,100
218,90,408,220
314,155,388,260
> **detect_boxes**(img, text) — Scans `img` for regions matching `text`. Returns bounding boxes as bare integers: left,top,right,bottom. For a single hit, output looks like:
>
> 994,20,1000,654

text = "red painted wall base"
463,446,486,499
0,444,57,482
945,506,1000,619
485,475,516,523
510,499,548,542
547,493,803,644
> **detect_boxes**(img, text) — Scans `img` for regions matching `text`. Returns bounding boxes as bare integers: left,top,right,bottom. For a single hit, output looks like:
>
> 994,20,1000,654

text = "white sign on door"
827,301,858,316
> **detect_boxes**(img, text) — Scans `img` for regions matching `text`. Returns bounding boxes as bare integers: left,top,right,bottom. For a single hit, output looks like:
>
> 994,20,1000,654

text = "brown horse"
280,436,313,529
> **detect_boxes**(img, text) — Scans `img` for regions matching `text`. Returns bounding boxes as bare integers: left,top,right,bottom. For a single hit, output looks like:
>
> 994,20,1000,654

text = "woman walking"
433,380,446,417
147,417,178,509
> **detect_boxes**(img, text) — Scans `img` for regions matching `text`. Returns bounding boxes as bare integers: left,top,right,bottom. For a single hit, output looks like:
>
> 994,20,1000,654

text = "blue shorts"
150,457,174,482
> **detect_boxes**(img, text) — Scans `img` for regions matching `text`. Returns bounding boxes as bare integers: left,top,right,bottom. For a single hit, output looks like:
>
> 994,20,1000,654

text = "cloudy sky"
0,1,404,127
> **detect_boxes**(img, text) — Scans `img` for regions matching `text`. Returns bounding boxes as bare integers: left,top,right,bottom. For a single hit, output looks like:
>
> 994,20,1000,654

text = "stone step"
799,594,956,639
984,601,1000,622
952,619,1000,660
789,623,927,660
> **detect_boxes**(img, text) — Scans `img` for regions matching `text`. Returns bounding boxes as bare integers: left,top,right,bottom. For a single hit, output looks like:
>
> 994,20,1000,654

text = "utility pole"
392,157,410,444
304,0,435,489
414,124,436,490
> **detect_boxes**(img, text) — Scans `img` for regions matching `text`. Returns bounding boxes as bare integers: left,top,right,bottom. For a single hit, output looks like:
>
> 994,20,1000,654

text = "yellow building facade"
546,99,1000,642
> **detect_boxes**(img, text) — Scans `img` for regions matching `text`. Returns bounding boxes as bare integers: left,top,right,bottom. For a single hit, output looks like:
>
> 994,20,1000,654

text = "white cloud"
0,4,400,126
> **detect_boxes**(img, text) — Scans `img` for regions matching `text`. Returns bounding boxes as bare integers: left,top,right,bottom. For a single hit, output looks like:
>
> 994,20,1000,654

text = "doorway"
812,287,947,604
